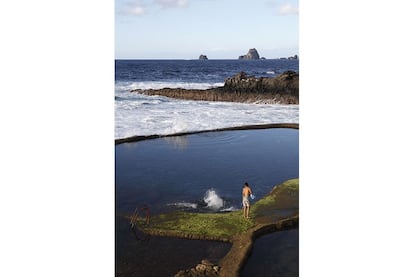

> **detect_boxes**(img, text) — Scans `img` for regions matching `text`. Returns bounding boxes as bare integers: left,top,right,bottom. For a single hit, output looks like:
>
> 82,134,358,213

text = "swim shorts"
242,196,250,207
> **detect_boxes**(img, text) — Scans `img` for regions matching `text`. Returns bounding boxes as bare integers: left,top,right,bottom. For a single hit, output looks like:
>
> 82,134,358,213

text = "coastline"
115,123,299,145
134,87,299,104
130,71,299,105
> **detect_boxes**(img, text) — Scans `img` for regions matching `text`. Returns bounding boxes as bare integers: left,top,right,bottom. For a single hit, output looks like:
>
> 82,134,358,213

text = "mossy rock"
135,178,299,241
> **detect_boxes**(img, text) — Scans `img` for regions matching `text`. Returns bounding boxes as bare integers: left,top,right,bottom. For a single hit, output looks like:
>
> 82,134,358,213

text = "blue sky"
115,0,298,59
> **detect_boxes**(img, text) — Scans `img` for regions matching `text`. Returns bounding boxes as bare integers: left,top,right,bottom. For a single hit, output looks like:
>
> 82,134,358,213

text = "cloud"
118,0,189,17
278,3,298,15
118,1,147,16
129,5,145,15
154,0,188,8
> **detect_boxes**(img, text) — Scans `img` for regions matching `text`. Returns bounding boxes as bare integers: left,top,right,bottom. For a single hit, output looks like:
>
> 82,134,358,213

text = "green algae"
135,178,299,240
251,178,299,217
138,210,254,239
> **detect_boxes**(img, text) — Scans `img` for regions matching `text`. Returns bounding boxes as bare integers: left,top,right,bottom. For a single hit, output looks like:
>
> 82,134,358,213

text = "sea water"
115,59,299,139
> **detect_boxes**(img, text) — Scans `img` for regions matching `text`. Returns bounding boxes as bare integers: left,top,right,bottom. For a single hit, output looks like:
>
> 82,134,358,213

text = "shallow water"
115,128,299,276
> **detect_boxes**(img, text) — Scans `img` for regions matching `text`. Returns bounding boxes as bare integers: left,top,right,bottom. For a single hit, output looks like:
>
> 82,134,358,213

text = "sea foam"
116,81,223,91
115,80,299,139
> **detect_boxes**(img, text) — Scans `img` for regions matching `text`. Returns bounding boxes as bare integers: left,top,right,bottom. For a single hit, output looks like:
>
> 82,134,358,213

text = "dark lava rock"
131,71,299,104
223,70,299,96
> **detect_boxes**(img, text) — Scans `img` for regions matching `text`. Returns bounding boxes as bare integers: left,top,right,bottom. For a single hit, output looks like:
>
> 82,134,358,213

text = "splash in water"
203,189,224,209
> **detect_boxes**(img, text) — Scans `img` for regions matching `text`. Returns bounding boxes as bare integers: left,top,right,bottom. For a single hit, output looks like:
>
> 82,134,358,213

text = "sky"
115,0,298,59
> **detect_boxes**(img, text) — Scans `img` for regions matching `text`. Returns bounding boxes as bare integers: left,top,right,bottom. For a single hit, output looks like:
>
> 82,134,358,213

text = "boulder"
174,260,220,277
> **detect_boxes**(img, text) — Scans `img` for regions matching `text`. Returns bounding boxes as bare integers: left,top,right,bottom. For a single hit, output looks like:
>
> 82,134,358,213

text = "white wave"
203,189,224,210
115,92,299,139
266,71,275,74
169,202,198,209
116,81,223,91
220,206,238,212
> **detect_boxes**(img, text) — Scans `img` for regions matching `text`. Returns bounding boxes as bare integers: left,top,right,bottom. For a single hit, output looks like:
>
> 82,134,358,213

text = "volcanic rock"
131,71,299,104
223,70,299,96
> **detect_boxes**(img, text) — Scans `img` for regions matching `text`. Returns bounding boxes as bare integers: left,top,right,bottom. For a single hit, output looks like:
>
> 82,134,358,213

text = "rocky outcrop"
199,54,208,60
238,48,260,60
131,71,299,104
223,70,298,95
175,260,220,277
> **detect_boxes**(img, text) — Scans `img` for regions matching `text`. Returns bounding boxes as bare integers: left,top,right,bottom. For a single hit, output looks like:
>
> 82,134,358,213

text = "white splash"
203,189,224,210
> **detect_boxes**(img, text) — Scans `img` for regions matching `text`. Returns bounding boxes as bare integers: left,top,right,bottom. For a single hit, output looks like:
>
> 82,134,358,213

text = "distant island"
239,48,260,60
280,54,298,60
238,48,260,60
194,50,298,60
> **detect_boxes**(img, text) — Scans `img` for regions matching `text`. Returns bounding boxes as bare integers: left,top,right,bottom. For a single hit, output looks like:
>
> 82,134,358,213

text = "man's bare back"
242,186,252,197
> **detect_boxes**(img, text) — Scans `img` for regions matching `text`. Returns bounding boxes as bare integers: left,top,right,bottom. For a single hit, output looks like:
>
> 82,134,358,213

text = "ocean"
115,59,299,139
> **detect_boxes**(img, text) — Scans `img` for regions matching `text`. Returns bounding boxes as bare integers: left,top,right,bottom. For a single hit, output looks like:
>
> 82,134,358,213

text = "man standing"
242,182,253,219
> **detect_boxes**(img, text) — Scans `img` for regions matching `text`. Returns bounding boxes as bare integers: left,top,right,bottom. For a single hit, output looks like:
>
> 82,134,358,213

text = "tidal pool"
115,128,299,276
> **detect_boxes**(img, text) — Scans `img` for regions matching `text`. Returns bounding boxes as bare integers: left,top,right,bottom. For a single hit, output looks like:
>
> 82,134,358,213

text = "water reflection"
163,136,189,149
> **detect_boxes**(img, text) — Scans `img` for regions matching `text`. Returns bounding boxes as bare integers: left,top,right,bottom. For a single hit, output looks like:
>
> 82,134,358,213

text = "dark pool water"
116,128,298,213
242,229,299,277
115,128,299,276
116,217,231,277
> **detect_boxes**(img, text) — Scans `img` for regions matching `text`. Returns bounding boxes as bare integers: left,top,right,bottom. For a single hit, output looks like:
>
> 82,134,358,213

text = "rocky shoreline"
131,71,299,104
130,178,299,277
